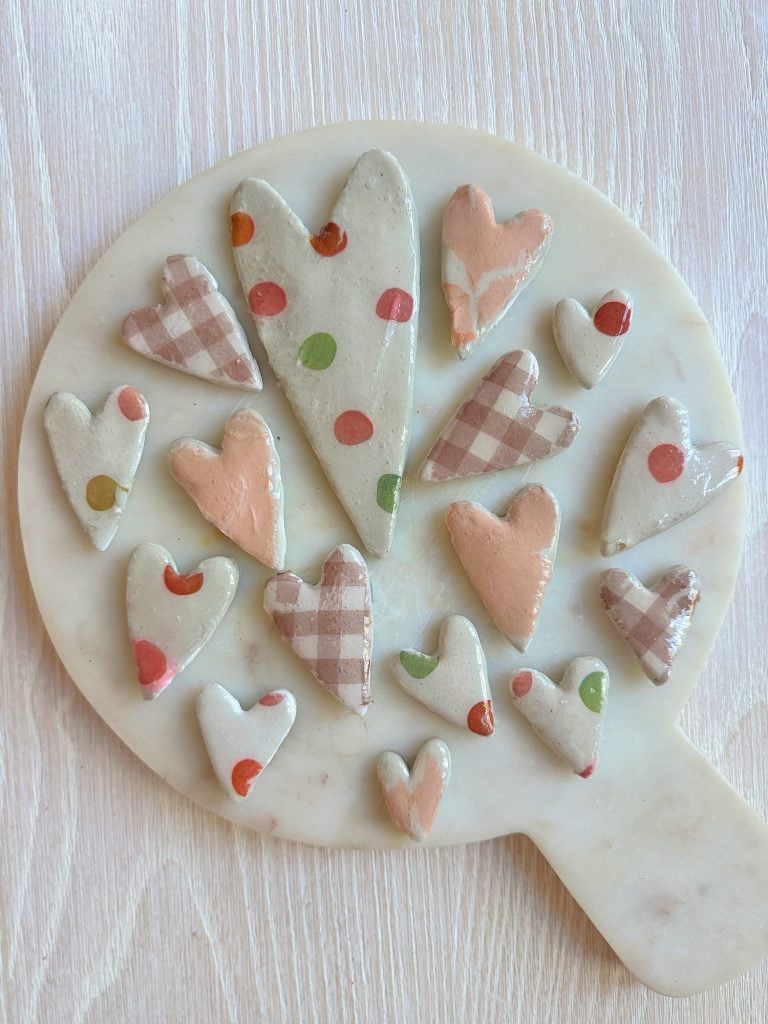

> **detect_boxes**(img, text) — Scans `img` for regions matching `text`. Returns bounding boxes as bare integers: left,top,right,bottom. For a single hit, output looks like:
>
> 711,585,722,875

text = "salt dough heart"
231,150,419,558
446,484,560,652
44,386,149,550
127,543,239,700
377,738,451,841
420,349,579,482
392,616,493,735
601,396,743,556
197,684,296,801
168,409,286,570
442,184,553,359
600,565,700,685
510,657,609,777
264,544,373,716
553,288,633,388
121,254,262,391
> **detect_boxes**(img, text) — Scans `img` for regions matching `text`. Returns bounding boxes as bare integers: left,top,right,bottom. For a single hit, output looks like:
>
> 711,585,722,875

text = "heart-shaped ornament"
264,544,373,716
121,254,263,391
447,484,560,652
377,738,451,841
442,185,553,359
44,386,149,550
553,288,633,388
601,397,743,556
168,409,286,570
392,615,493,736
197,684,297,801
510,657,609,777
127,543,239,699
420,349,579,482
600,565,700,685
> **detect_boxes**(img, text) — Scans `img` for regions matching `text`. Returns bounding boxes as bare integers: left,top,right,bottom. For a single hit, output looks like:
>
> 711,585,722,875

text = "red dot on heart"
512,671,532,698
578,760,597,779
467,699,494,736
376,287,414,322
647,443,685,483
594,301,632,336
132,639,167,687
248,282,286,317
163,564,204,595
117,387,147,421
310,221,348,257
737,454,744,474
259,692,284,706
231,211,255,247
334,410,374,445
231,758,263,797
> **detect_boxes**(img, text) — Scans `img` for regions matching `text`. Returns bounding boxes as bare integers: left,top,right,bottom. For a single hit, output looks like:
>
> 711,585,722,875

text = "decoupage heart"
601,396,743,556
168,408,286,570
392,615,494,735
264,544,373,716
510,657,609,777
231,149,419,558
446,484,560,652
121,254,263,390
377,738,451,841
197,684,297,801
44,386,149,551
600,565,700,685
553,288,633,389
442,184,553,359
127,543,239,699
420,349,579,482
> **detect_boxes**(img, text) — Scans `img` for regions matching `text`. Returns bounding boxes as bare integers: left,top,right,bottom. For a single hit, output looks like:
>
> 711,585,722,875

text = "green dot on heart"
399,650,439,679
376,474,401,514
299,332,336,370
579,672,606,713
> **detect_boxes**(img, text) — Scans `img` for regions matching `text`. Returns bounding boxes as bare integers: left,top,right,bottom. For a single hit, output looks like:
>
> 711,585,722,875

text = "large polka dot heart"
18,123,768,996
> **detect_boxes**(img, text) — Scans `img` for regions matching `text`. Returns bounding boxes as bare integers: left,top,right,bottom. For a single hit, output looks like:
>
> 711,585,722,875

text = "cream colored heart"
553,288,632,388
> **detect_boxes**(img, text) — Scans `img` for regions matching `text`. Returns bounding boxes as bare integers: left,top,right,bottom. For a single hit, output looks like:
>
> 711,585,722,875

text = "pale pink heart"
377,738,451,841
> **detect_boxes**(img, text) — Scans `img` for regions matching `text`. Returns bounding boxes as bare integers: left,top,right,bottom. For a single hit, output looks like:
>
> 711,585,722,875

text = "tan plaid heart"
420,349,579,482
264,544,373,716
600,565,700,685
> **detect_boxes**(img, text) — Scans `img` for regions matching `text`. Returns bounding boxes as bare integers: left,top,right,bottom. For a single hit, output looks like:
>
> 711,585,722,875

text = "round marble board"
18,122,744,850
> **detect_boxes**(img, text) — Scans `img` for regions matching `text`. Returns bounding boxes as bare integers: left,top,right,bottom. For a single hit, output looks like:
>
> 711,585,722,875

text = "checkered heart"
600,565,700,685
420,349,578,482
121,254,263,390
264,544,372,716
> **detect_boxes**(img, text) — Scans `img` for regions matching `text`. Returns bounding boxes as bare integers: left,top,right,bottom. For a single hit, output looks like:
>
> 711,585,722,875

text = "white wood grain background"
2,1,767,1020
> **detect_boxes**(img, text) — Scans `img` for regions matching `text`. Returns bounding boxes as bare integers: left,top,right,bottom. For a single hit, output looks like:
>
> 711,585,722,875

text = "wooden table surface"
2,1,766,1020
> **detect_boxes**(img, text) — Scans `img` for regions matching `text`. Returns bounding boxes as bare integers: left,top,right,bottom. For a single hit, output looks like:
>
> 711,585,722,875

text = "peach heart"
446,484,560,652
442,185,553,358
377,738,451,841
169,409,285,570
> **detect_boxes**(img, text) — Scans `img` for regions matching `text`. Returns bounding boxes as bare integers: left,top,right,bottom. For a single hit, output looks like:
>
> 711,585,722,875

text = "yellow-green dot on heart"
86,475,126,511
376,473,401,514
399,650,439,679
299,332,336,370
579,672,606,713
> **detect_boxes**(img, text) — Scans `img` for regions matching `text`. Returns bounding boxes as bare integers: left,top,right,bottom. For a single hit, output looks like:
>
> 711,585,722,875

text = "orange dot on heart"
163,564,204,595
334,410,374,445
132,639,167,687
231,758,263,797
647,443,685,483
310,221,348,256
467,699,494,736
512,671,532,698
231,211,255,246
117,386,148,421
594,301,632,336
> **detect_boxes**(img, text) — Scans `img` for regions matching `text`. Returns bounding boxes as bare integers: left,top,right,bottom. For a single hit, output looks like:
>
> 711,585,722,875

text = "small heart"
553,288,633,388
169,409,286,570
446,485,560,652
600,565,700,685
197,684,297,801
121,254,263,391
601,397,743,556
264,544,373,716
377,738,451,841
421,349,579,482
510,657,609,776
392,616,494,735
44,386,149,550
127,543,239,699
442,185,553,358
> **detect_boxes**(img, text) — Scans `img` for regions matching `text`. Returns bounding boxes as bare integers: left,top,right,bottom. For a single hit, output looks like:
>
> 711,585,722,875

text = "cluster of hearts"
44,150,743,842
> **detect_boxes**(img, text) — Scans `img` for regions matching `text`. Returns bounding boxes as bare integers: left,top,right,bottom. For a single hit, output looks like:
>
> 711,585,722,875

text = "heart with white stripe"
553,288,632,388
197,684,296,801
377,738,451,841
